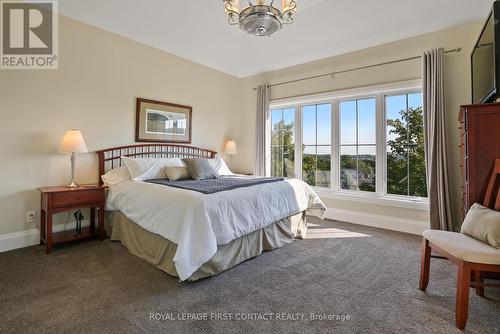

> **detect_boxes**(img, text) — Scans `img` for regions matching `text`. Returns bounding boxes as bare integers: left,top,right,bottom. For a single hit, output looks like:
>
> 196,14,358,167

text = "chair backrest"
483,159,500,211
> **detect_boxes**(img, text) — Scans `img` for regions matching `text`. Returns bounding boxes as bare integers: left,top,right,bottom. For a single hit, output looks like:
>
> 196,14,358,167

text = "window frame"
383,90,427,200
300,102,333,188
269,107,296,178
268,80,428,211
337,94,378,194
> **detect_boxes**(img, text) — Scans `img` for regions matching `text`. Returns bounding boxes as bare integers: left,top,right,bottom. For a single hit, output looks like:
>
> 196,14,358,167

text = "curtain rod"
252,47,462,90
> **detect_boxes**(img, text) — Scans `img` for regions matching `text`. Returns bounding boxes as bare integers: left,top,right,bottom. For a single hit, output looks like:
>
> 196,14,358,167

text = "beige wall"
235,22,483,228
0,15,241,235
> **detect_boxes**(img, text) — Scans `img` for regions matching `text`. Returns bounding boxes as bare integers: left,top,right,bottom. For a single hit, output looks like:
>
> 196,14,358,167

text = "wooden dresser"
459,103,500,218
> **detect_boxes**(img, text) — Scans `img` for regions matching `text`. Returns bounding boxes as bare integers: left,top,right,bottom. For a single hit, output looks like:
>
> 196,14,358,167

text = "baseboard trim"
324,208,428,235
1,209,427,252
0,221,91,253
0,229,39,253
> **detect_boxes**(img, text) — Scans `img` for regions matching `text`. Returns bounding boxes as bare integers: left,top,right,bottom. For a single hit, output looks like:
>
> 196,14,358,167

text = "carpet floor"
0,218,499,334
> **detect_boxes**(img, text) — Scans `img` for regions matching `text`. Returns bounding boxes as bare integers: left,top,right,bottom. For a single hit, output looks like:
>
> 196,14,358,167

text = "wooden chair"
419,159,500,330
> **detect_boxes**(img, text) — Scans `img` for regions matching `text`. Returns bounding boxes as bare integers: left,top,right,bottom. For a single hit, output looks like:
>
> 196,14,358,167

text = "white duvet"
106,178,326,280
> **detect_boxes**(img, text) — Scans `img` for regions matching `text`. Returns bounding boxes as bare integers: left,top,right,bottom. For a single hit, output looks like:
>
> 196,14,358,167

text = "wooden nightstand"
38,184,106,254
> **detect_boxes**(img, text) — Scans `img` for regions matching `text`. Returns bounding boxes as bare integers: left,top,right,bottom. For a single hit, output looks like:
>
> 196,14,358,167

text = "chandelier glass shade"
223,0,297,36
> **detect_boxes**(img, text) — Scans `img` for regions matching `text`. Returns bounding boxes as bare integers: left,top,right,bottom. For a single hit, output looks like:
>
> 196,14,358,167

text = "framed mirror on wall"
135,98,192,143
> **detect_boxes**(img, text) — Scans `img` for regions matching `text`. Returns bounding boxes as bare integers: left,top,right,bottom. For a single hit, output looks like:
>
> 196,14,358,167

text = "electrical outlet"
26,211,36,223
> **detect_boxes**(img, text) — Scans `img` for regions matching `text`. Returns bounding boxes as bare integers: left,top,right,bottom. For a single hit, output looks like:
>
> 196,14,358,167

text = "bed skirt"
105,211,308,281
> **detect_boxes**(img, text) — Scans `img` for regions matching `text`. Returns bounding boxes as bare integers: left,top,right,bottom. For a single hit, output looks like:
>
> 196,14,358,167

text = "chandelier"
223,0,297,36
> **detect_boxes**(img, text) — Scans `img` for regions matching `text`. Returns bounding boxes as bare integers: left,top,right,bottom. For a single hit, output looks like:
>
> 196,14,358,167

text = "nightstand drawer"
52,190,102,208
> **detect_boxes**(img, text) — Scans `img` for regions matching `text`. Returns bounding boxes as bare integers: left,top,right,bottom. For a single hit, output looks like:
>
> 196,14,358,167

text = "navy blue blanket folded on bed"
144,175,285,194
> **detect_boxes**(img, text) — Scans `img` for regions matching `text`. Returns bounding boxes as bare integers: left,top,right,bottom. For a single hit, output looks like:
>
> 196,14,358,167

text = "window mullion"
295,105,302,180
281,109,285,177
406,94,410,196
331,99,339,191
355,100,359,191
376,93,385,196
265,109,272,176
315,105,319,186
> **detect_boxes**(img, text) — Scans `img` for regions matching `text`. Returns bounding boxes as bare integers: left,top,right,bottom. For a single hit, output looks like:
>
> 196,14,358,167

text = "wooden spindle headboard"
96,144,217,185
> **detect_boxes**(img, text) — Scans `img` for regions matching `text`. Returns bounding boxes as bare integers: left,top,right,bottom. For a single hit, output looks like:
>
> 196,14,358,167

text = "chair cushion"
461,203,500,249
422,230,500,265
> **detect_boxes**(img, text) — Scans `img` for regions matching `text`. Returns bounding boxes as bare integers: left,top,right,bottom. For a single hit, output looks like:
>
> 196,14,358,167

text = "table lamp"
224,140,238,156
224,140,238,168
59,130,88,188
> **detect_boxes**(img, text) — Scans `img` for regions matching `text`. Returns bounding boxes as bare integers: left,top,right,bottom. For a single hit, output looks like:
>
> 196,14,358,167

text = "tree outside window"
386,93,427,197
271,108,295,178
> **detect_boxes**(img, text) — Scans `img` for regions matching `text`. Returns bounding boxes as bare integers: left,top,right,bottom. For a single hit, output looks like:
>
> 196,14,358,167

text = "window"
339,98,376,192
271,108,295,178
385,93,427,197
267,81,428,205
302,104,332,187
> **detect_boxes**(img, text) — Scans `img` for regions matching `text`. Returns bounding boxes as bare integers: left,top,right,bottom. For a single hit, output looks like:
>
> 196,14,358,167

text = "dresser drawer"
52,190,103,208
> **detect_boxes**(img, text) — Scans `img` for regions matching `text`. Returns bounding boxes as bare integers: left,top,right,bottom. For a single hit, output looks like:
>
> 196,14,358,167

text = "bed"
97,144,326,281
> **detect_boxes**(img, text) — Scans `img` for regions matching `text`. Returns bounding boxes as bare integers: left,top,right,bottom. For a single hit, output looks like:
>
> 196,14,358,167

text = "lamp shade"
59,130,88,153
224,140,238,155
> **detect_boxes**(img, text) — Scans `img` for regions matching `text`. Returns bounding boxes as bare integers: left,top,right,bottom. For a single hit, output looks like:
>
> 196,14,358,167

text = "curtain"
422,48,454,231
254,85,270,176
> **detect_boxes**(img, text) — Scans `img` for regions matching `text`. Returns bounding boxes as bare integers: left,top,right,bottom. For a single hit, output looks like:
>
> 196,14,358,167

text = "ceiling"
59,0,493,78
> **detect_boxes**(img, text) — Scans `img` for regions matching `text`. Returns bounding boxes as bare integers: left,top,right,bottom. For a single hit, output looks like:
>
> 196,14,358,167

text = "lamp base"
66,179,79,189
66,152,79,188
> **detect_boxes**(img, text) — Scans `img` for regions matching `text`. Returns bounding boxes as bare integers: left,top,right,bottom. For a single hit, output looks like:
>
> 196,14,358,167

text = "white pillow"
209,156,233,176
139,158,185,180
121,156,150,180
101,166,131,186
121,156,185,181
